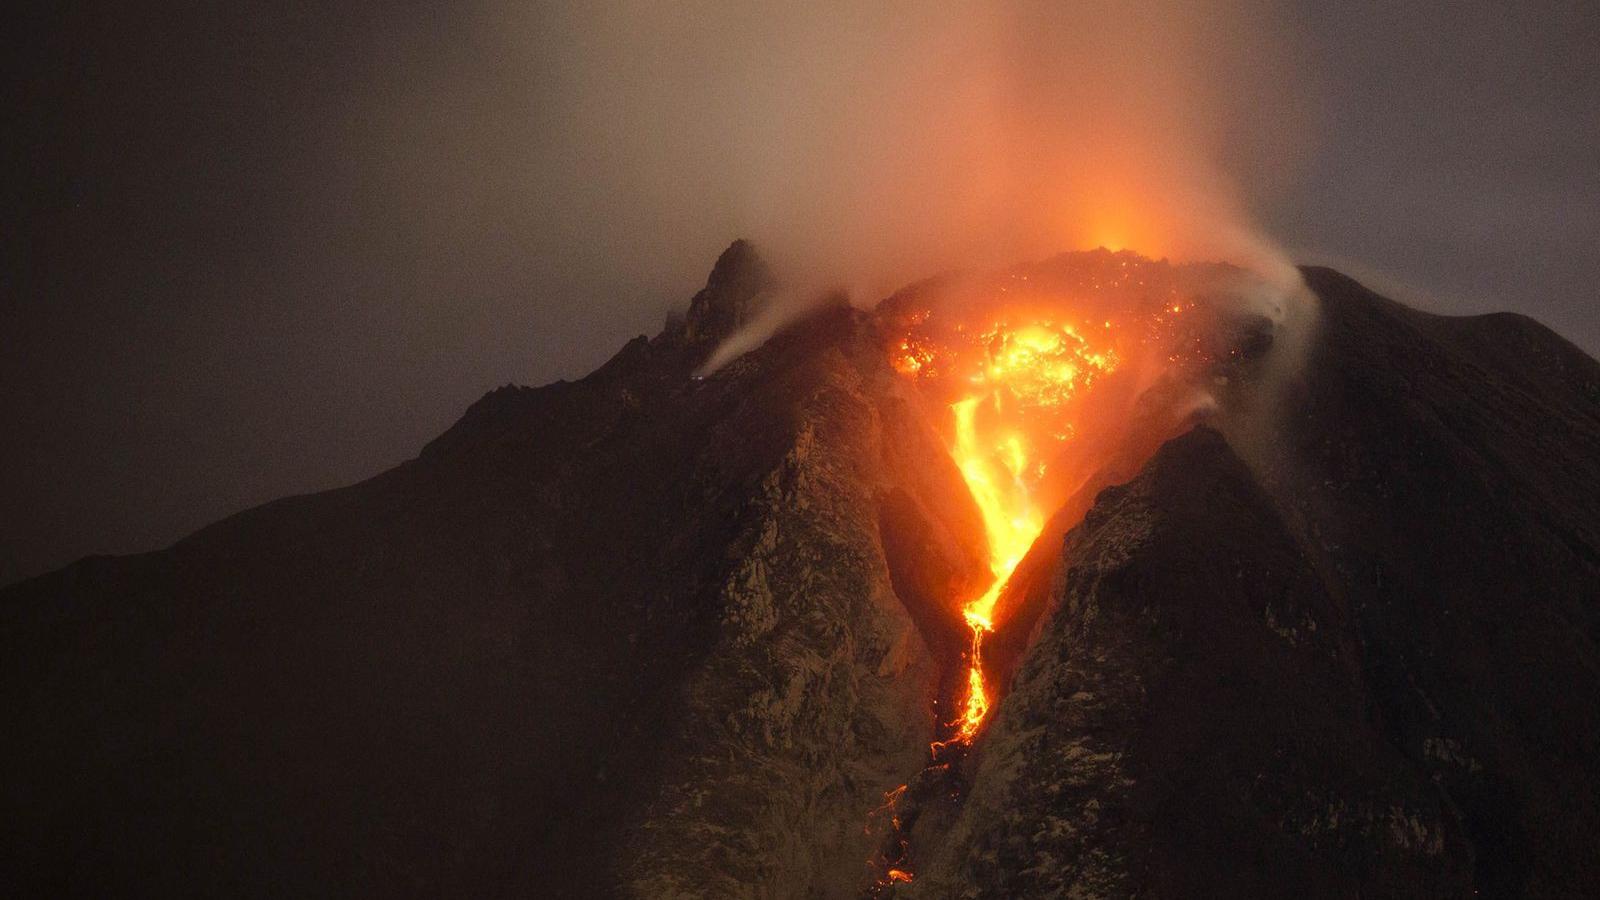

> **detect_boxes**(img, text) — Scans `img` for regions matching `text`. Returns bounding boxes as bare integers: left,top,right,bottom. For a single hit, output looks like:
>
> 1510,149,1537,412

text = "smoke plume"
480,0,1311,304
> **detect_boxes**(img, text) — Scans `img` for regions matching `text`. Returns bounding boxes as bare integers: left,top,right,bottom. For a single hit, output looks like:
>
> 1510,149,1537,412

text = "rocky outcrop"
681,238,773,345
621,304,986,897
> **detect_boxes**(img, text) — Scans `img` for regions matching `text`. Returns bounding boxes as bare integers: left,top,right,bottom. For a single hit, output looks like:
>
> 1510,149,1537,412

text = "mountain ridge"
3,245,1597,897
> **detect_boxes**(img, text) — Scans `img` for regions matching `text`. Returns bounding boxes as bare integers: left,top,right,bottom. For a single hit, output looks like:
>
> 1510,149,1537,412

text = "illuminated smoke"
473,0,1311,312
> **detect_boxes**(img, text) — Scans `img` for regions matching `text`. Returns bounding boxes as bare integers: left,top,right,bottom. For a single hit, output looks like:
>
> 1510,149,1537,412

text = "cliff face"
903,268,1600,897
619,301,987,897
0,244,988,897
4,247,1598,898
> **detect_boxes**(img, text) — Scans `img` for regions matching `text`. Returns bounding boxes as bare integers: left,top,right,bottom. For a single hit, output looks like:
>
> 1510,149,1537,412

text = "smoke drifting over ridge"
492,0,1310,300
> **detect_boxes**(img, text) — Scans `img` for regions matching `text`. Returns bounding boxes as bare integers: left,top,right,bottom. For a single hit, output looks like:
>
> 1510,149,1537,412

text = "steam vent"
4,241,1599,897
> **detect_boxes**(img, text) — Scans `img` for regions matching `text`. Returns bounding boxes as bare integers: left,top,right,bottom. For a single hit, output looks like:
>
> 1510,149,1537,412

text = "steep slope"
902,269,1600,897
1261,268,1600,894
0,242,988,897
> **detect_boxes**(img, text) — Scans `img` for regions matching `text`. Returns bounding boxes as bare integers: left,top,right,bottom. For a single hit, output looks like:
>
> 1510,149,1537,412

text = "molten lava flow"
868,252,1216,890
884,253,1207,747
935,319,1119,743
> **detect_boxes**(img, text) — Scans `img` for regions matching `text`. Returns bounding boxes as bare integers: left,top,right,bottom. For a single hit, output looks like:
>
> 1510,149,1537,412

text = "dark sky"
4,1,1597,586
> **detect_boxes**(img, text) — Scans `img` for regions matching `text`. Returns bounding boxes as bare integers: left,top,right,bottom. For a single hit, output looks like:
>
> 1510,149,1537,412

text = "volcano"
3,241,1598,897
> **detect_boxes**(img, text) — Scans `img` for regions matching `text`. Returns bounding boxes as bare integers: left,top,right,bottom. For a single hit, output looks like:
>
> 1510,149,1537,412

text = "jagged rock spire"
683,239,773,343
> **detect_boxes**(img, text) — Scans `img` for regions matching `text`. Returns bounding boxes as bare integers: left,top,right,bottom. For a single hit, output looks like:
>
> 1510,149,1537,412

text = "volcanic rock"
2,247,1597,898
681,238,773,345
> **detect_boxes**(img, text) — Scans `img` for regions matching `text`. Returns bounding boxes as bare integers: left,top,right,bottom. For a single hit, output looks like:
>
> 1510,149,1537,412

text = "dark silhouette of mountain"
3,246,1597,897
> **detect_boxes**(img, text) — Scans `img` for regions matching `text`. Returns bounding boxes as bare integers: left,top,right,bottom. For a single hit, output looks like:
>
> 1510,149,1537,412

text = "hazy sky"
4,1,1597,585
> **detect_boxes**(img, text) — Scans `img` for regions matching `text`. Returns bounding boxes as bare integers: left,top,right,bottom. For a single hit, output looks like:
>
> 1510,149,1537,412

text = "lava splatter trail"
864,783,914,894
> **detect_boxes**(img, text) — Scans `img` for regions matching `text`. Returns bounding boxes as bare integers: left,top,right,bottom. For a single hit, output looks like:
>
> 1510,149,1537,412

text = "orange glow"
938,317,1118,742
869,250,1236,893
866,784,914,890
869,784,907,831
886,251,1208,746
1071,180,1174,262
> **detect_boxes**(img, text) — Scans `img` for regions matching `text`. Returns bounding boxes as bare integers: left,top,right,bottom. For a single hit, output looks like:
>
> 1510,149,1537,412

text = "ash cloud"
478,0,1312,304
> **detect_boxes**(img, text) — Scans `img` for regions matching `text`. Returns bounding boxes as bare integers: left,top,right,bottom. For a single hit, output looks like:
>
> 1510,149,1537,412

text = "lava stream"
937,319,1117,745
868,252,1209,891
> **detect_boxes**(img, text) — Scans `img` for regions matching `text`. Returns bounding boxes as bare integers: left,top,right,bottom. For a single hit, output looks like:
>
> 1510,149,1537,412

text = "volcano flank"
3,242,1598,897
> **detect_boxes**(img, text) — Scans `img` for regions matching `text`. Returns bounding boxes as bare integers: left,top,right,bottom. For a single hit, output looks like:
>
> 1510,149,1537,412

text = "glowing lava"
868,252,1216,890
934,319,1119,743
885,252,1207,748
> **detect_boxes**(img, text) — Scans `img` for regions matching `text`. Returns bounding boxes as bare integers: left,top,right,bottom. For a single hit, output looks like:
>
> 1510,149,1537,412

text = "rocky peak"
682,239,773,344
